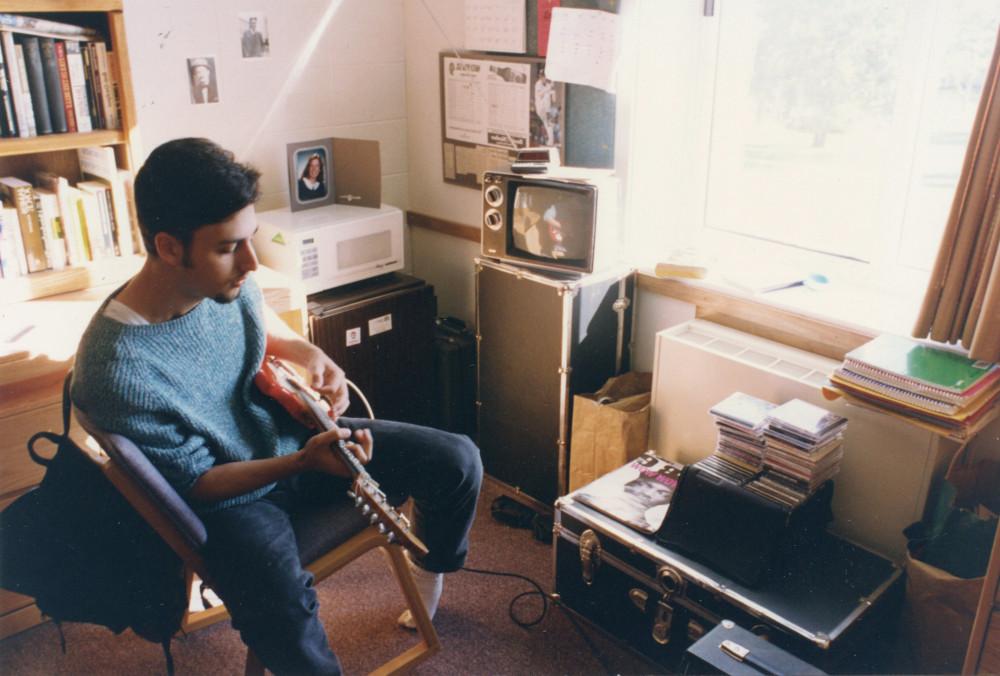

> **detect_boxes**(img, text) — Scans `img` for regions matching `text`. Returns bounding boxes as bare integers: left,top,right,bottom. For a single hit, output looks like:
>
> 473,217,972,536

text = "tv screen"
511,185,592,261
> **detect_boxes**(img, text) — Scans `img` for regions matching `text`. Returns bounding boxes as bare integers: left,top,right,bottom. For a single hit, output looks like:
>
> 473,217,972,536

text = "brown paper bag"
902,552,984,674
901,443,991,674
569,372,652,492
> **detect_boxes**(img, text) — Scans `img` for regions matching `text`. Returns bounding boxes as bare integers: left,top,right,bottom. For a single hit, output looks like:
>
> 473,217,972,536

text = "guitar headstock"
348,474,429,558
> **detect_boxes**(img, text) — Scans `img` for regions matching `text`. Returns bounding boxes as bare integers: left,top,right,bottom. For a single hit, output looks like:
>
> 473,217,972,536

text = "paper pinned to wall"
544,7,620,92
464,0,526,54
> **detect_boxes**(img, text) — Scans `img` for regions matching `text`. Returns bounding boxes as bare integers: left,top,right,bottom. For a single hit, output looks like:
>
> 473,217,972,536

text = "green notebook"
844,334,998,394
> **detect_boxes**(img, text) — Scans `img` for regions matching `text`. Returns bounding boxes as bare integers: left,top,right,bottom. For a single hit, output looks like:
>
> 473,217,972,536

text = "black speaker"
476,259,634,509
433,316,477,437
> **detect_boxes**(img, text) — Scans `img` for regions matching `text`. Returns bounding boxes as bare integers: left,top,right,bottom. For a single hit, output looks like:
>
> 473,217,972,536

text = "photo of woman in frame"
297,152,327,202
286,139,335,211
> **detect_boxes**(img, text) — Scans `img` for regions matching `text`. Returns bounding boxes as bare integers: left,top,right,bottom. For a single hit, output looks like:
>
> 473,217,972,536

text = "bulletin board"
439,52,566,189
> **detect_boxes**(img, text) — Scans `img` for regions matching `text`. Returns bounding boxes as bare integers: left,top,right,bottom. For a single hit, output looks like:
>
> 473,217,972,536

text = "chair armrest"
99,432,208,550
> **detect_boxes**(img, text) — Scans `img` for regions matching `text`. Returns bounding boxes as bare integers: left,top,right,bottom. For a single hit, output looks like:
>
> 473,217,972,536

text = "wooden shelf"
0,0,138,641
2,1,122,12
0,255,143,305
0,129,126,158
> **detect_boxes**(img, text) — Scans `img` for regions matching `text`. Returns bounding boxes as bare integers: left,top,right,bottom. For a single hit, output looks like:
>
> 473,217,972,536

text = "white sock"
397,552,443,630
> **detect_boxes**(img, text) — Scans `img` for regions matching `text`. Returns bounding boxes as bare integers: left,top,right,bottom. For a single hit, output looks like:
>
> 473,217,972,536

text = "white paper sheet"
543,7,620,92
442,56,530,149
464,0,526,54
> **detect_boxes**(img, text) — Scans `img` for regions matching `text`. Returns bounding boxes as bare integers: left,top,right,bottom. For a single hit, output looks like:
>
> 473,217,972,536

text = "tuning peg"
354,495,363,507
360,504,371,515
346,490,356,500
377,524,387,534
386,533,396,543
369,514,378,524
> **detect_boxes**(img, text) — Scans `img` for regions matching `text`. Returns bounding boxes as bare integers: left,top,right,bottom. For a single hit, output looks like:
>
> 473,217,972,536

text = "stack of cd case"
709,392,776,472
753,399,848,507
698,394,847,510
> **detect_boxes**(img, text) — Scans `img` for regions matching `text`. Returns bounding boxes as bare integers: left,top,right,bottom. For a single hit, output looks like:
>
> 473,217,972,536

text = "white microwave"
254,203,405,294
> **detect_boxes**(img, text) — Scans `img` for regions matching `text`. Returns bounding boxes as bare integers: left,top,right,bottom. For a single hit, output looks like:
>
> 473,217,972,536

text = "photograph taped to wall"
187,55,219,104
440,52,564,189
286,139,335,212
238,12,270,59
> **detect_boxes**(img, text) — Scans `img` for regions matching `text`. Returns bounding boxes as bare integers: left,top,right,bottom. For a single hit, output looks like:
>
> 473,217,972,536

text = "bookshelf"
0,0,140,640
0,0,141,305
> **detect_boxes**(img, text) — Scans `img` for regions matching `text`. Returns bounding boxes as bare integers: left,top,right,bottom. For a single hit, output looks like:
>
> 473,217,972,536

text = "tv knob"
484,209,502,230
484,185,504,207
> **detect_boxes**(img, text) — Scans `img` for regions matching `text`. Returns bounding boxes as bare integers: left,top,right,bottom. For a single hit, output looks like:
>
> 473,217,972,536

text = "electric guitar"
254,355,428,557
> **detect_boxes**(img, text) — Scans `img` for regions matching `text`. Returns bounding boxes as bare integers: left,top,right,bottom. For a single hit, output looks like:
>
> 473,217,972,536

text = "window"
622,0,1000,328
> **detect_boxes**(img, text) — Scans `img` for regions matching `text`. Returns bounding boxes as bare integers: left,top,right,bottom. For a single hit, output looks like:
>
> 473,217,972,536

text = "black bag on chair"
0,374,186,643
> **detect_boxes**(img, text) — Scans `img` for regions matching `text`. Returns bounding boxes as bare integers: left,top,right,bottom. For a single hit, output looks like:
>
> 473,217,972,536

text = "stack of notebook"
830,334,1000,439
750,399,847,508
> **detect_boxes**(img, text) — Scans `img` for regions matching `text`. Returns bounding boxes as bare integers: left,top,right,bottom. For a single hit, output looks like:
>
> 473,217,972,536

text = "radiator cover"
649,319,955,561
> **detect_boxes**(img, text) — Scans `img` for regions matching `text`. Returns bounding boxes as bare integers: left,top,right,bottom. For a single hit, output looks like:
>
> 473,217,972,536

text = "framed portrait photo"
287,139,335,211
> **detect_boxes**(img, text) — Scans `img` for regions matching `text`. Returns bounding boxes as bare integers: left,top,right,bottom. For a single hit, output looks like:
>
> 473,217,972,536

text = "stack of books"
0,145,139,278
829,334,1000,440
708,392,776,472
750,399,847,508
0,13,121,140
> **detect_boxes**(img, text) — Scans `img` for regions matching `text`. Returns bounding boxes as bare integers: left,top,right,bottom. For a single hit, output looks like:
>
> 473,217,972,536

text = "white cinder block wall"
122,0,410,214
403,0,481,326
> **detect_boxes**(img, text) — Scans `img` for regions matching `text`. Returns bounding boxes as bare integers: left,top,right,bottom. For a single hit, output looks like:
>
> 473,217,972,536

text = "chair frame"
71,407,440,675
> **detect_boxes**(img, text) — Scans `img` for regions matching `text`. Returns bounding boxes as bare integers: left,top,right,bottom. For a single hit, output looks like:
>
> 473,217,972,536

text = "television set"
481,170,619,275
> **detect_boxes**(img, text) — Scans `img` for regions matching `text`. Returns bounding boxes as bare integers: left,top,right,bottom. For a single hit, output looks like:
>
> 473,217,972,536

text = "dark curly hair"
134,138,261,256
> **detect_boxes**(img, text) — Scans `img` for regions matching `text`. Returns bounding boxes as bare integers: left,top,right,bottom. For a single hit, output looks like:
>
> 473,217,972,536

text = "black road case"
475,258,634,510
554,495,903,674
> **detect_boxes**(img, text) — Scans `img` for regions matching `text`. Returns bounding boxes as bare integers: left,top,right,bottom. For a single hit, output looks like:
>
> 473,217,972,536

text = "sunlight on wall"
238,0,347,160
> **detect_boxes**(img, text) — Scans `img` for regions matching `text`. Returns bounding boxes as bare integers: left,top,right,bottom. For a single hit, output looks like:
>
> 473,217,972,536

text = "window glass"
702,0,999,268
628,0,1000,286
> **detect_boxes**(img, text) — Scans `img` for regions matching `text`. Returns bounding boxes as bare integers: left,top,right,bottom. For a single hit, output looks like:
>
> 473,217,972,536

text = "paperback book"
573,452,684,534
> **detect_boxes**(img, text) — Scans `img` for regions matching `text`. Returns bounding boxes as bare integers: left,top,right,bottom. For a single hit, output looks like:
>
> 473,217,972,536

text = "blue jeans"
200,419,482,675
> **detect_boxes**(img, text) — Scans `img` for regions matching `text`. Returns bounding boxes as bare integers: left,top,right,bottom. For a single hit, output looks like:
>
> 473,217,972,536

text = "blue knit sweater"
71,277,306,513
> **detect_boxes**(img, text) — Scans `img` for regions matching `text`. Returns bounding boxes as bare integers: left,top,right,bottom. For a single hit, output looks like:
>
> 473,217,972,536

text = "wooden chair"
72,405,440,675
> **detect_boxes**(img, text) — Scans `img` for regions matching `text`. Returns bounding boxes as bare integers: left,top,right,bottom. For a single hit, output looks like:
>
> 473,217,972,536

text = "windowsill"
637,267,926,361
636,226,937,360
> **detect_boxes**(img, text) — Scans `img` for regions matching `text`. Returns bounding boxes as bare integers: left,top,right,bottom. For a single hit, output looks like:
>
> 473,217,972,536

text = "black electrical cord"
459,565,549,627
459,565,616,676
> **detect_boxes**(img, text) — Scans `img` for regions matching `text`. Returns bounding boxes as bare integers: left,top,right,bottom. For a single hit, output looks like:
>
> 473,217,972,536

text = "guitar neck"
259,355,429,557
297,391,367,479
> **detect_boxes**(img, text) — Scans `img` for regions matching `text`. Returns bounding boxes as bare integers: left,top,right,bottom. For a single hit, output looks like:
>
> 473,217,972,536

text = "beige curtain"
914,27,1000,364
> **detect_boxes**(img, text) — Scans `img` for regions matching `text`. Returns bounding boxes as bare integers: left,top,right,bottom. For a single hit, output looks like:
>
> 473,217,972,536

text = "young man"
241,16,266,58
71,138,482,675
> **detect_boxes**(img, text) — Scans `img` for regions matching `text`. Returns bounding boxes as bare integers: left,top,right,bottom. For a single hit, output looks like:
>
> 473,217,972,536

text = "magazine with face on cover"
571,451,684,534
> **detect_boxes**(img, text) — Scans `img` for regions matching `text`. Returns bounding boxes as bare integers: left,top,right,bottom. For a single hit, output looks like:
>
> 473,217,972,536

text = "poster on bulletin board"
439,52,566,189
